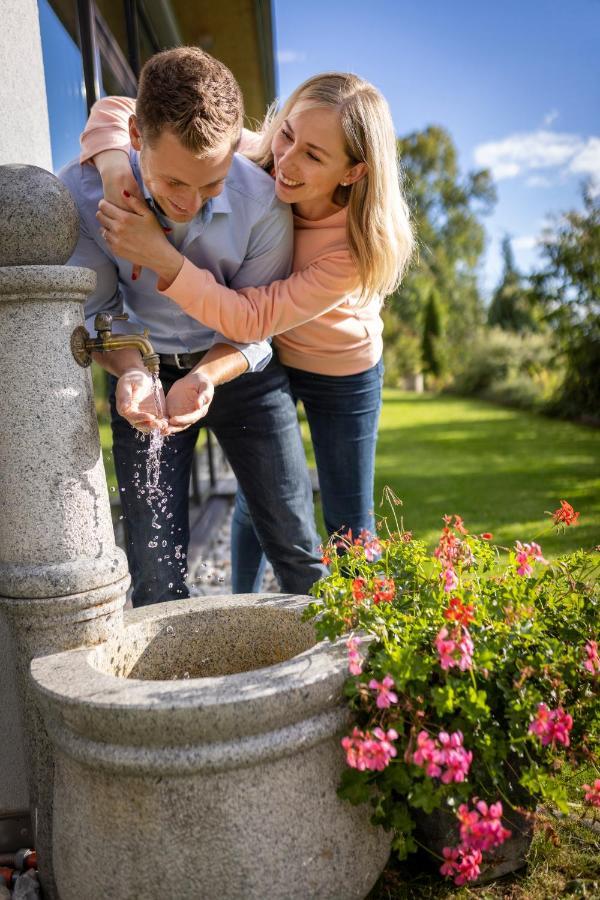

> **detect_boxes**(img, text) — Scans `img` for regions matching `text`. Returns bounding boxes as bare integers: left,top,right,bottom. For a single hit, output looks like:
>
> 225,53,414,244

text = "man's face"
130,119,234,223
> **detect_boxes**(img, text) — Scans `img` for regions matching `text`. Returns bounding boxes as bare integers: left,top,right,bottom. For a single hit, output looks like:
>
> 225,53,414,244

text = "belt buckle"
173,352,187,370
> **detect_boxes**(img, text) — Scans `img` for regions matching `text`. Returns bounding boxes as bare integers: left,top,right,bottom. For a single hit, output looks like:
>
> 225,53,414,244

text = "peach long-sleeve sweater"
80,97,384,375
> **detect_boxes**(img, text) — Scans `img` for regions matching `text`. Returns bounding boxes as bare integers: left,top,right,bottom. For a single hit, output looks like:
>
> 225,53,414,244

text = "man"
60,47,325,606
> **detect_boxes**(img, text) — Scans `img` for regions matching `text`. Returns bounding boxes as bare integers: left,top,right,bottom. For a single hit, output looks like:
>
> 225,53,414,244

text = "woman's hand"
94,150,143,279
96,193,184,287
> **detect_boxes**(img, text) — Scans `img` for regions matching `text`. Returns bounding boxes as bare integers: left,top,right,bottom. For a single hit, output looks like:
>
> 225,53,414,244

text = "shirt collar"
129,148,232,226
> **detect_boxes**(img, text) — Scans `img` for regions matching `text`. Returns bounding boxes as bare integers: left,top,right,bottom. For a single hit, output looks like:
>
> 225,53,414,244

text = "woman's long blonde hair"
246,72,414,300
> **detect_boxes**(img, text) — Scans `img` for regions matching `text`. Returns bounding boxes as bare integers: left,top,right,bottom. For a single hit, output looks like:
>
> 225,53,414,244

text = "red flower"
551,500,580,528
481,532,493,541
373,576,395,605
352,577,367,603
444,596,475,626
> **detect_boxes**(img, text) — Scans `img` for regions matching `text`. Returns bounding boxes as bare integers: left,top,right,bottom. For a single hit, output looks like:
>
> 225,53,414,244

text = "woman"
82,72,414,591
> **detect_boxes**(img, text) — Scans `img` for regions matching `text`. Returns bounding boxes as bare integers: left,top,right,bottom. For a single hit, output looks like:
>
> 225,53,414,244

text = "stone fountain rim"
30,594,356,771
30,593,351,714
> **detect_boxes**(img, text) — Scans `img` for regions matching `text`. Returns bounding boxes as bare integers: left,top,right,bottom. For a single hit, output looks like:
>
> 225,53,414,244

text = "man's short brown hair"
136,47,243,154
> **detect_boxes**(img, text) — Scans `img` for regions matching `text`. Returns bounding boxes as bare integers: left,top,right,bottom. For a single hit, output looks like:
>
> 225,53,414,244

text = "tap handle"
93,311,129,333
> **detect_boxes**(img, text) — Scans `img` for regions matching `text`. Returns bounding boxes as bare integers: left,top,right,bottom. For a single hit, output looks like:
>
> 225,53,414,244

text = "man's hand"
165,371,215,433
116,368,169,433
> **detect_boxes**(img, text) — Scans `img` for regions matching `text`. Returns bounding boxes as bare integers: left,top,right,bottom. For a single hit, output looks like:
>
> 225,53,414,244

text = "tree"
530,184,600,419
488,236,540,333
421,286,446,378
388,126,496,372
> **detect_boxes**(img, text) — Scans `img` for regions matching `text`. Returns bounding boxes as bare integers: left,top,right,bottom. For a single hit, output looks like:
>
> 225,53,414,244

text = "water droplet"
148,540,158,548
161,540,167,547
168,582,173,589
110,486,116,492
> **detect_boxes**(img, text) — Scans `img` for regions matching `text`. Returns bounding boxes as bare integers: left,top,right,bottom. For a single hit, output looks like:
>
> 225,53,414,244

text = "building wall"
0,0,52,819
0,0,52,168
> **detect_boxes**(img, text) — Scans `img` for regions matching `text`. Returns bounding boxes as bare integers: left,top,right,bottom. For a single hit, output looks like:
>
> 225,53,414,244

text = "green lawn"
301,391,600,559
100,387,600,557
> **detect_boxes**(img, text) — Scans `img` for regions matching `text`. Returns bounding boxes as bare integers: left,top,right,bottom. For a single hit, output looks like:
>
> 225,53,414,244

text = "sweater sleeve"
80,96,136,164
159,252,361,342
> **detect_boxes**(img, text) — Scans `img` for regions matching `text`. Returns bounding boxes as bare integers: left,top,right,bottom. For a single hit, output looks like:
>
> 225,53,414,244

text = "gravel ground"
187,501,279,596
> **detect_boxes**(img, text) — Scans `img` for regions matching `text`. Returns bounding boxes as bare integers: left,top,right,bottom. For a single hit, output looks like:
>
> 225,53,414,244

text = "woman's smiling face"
271,101,366,219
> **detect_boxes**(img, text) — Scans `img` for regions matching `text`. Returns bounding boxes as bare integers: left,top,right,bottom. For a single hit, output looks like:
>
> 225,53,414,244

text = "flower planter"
31,595,390,900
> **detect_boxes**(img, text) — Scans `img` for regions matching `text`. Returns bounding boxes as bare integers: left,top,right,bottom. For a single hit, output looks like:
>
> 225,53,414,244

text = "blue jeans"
110,356,325,607
231,359,384,592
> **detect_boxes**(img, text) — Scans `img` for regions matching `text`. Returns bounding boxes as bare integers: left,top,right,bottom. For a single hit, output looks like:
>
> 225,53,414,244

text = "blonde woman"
82,72,414,591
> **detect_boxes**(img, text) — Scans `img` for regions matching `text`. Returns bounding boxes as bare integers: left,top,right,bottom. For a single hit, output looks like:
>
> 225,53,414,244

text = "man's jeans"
231,358,384,592
110,356,326,607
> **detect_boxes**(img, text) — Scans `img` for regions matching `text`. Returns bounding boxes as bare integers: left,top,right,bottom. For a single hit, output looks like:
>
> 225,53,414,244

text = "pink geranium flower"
441,566,459,593
582,779,600,809
412,730,443,778
435,626,474,671
368,674,398,708
584,640,600,675
529,703,573,747
440,846,483,886
515,540,548,576
341,726,398,772
346,636,364,675
441,798,510,885
457,800,511,852
412,730,472,783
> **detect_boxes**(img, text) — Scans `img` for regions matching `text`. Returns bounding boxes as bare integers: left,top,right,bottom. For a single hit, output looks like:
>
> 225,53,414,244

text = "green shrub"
450,328,558,410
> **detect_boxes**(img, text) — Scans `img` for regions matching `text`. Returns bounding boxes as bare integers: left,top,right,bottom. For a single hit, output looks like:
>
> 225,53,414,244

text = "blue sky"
272,0,600,295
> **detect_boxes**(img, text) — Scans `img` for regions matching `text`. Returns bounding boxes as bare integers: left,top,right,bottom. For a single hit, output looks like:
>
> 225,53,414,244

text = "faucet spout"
71,313,160,375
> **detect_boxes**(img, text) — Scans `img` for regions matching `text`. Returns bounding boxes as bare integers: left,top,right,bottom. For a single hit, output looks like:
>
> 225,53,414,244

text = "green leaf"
432,684,456,714
337,769,372,806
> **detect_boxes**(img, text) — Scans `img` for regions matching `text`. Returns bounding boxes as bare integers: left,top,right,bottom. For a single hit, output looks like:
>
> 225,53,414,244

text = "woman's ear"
129,115,142,151
340,162,368,187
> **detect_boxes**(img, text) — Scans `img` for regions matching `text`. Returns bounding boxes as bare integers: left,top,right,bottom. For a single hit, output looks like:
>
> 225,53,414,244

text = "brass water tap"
71,313,160,375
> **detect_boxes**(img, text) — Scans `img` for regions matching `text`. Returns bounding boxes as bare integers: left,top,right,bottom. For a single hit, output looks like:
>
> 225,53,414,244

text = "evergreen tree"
421,286,445,377
488,236,538,332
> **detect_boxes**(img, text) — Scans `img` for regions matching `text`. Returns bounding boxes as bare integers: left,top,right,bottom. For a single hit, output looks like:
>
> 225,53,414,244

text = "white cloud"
276,50,307,64
493,162,521,179
569,137,600,180
474,130,582,180
543,109,559,127
512,235,538,252
474,131,600,187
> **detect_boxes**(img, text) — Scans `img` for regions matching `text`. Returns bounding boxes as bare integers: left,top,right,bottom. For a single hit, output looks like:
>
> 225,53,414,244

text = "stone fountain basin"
31,594,389,900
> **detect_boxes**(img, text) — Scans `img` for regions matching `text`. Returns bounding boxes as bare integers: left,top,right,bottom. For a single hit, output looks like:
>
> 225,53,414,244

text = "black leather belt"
159,350,209,370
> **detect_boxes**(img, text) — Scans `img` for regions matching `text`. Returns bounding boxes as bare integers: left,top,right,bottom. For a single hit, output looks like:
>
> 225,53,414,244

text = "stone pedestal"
0,165,129,898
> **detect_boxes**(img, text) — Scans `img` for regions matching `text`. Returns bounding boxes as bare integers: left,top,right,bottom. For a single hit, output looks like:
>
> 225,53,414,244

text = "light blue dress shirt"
59,149,294,370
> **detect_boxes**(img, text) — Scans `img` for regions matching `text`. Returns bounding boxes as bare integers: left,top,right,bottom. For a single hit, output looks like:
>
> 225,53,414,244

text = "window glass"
38,0,88,172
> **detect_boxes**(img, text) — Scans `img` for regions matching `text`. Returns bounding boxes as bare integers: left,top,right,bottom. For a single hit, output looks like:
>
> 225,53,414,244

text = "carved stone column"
0,165,129,898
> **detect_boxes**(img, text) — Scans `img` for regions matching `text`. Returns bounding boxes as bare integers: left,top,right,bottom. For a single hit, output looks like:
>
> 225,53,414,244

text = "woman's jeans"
231,358,384,592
